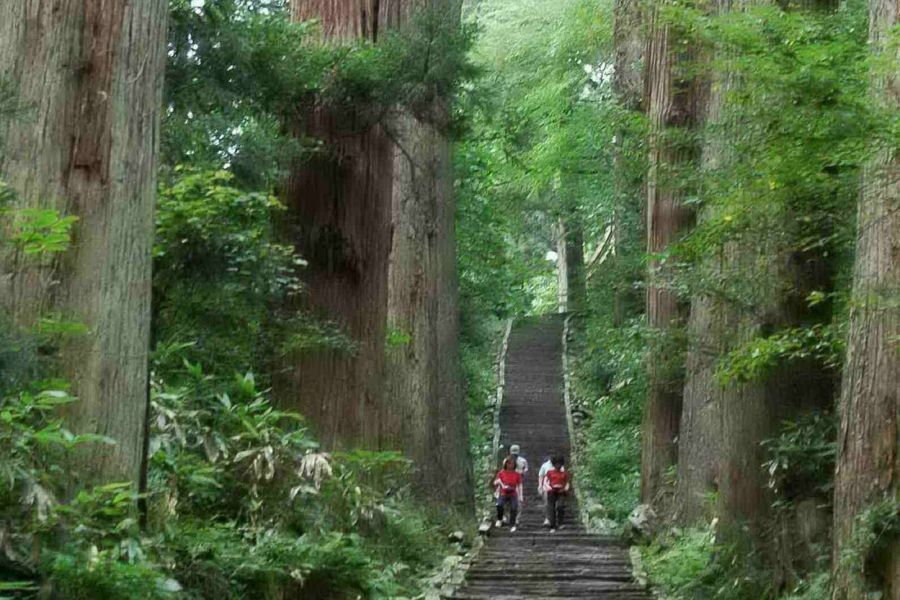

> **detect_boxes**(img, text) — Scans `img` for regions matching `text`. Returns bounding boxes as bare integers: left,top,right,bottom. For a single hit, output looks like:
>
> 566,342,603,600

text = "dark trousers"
546,490,566,528
496,494,518,526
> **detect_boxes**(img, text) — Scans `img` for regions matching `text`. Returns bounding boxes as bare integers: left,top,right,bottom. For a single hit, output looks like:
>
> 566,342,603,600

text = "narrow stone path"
448,316,650,600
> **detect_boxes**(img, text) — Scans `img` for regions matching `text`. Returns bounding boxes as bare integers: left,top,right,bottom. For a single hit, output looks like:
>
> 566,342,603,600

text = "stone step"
454,581,648,594
441,590,652,600
451,318,650,600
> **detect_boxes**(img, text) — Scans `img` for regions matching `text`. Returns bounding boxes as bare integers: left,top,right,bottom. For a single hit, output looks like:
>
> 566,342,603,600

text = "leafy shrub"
148,361,318,525
717,325,845,386
572,314,646,522
643,524,772,600
780,572,832,600
762,412,836,504
644,526,718,596
153,169,303,378
0,377,167,597
46,553,177,600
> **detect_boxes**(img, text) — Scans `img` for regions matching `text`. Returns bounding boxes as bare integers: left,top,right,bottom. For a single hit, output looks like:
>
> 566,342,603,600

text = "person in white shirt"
510,444,528,475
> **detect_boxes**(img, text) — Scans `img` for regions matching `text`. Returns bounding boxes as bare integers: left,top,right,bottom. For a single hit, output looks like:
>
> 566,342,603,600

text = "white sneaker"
510,526,517,533
495,520,503,528
543,519,550,526
550,528,556,533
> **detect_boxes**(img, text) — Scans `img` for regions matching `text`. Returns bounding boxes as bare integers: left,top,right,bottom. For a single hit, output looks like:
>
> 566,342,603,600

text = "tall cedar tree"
557,212,586,313
640,0,705,507
279,0,472,509
0,1,167,487
679,0,839,554
612,0,645,325
832,0,900,593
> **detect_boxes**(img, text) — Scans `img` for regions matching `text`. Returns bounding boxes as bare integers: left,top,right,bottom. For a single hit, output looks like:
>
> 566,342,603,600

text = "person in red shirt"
542,454,570,532
493,456,522,532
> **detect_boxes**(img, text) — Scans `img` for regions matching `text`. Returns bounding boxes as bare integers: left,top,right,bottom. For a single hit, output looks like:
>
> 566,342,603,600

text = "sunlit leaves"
716,323,845,385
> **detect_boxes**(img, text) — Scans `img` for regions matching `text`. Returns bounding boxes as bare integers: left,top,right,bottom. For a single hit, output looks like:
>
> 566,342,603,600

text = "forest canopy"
0,0,898,598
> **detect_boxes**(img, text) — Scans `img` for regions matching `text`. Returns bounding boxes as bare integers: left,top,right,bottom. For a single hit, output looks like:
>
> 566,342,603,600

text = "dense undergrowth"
461,0,893,598
0,168,466,599
0,2,479,597
2,0,897,597
569,312,645,526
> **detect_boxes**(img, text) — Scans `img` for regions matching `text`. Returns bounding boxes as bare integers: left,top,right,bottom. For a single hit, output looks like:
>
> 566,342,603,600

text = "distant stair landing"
446,316,651,600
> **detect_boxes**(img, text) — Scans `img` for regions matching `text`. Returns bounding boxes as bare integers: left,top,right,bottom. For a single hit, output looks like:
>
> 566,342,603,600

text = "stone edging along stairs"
445,316,651,600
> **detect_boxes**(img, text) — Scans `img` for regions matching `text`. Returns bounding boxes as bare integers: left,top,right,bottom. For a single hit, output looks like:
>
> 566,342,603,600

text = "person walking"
538,453,565,526
542,454,570,532
500,444,528,523
493,456,522,532
510,444,528,476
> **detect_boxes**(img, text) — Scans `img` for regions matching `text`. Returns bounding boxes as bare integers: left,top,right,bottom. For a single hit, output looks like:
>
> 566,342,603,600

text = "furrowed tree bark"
678,1,837,576
283,0,472,509
281,0,392,448
384,90,472,508
611,0,645,325
832,0,900,592
640,0,704,507
676,0,736,526
0,1,167,488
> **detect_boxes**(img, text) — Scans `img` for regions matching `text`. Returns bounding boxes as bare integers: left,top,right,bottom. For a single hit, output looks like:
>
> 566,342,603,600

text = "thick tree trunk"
384,102,472,508
640,1,703,506
678,0,835,542
280,108,394,450
831,0,900,593
0,1,167,488
611,0,644,326
282,0,471,509
281,0,393,448
556,215,585,314
676,0,734,524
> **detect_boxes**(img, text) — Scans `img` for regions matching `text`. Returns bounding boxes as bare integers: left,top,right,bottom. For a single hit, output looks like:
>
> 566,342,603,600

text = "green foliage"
0,179,77,280
644,526,718,597
456,0,618,322
779,572,832,600
144,342,454,598
674,2,871,318
460,317,504,505
643,524,773,600
385,329,412,348
838,497,900,595
717,324,845,385
164,0,325,186
148,362,316,523
0,346,455,598
0,373,165,597
160,522,385,599
318,8,478,129
46,553,176,600
278,315,356,355
762,412,836,504
0,387,90,517
165,1,476,188
1,208,78,256
571,314,645,522
153,168,303,377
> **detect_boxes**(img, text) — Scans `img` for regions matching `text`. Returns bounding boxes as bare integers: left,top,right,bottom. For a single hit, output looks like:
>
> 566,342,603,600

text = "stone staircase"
446,317,650,600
